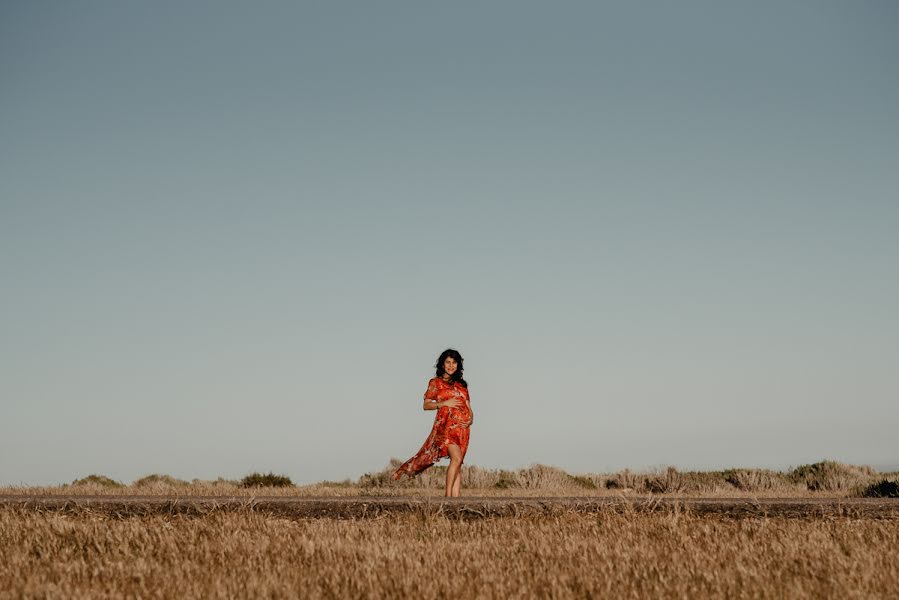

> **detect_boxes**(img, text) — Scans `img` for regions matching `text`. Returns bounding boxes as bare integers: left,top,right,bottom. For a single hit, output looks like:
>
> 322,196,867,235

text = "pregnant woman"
392,348,474,497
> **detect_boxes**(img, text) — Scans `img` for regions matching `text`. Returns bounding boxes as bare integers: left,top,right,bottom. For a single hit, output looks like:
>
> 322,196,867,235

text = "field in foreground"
2,503,897,599
3,495,899,519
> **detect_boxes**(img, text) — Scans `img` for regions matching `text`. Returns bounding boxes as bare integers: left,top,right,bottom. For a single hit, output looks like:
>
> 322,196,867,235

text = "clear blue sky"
2,1,897,485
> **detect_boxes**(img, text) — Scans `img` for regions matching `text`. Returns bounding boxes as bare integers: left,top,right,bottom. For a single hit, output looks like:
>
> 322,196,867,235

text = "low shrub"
644,467,686,494
514,464,579,489
675,470,734,493
133,474,189,487
860,480,899,498
606,469,640,490
240,472,294,488
789,461,876,492
71,474,123,487
191,477,239,487
567,474,598,490
724,468,793,492
358,460,401,488
493,470,517,489
320,479,354,487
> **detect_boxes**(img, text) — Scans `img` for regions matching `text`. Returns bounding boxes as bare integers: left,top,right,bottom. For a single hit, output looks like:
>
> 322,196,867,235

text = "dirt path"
2,495,897,518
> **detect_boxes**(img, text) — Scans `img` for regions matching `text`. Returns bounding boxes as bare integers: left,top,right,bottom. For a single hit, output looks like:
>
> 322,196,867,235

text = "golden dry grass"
2,505,897,599
0,483,833,498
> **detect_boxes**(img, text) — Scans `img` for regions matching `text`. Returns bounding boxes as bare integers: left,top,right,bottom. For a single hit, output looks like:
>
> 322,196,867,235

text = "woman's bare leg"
451,464,462,497
445,444,463,497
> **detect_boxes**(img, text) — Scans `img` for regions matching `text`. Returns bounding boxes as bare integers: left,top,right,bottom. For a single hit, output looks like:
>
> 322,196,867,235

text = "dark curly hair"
435,348,468,388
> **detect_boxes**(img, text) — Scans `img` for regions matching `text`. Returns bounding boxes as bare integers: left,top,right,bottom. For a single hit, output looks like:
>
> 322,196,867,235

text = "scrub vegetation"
239,472,295,488
5,460,894,498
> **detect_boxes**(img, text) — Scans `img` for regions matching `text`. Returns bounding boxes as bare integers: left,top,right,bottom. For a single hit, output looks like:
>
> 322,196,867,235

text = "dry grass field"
2,461,897,598
2,504,898,599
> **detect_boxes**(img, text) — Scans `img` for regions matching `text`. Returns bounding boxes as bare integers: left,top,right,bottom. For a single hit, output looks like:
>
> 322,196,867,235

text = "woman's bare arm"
423,398,461,411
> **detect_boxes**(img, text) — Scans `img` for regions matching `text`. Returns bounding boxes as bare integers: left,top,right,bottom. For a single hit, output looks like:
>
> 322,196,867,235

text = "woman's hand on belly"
442,398,462,409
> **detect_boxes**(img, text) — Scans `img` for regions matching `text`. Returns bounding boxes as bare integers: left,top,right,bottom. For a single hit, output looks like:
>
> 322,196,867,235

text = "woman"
392,348,474,497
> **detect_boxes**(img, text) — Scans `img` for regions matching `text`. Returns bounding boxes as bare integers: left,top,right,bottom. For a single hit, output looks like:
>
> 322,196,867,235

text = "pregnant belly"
448,404,471,422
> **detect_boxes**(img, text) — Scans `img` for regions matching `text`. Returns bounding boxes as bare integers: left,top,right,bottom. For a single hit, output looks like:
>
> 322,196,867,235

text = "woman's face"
443,356,458,376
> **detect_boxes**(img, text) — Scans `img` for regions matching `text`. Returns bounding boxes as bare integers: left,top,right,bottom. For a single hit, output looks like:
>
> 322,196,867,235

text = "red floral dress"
392,377,472,480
